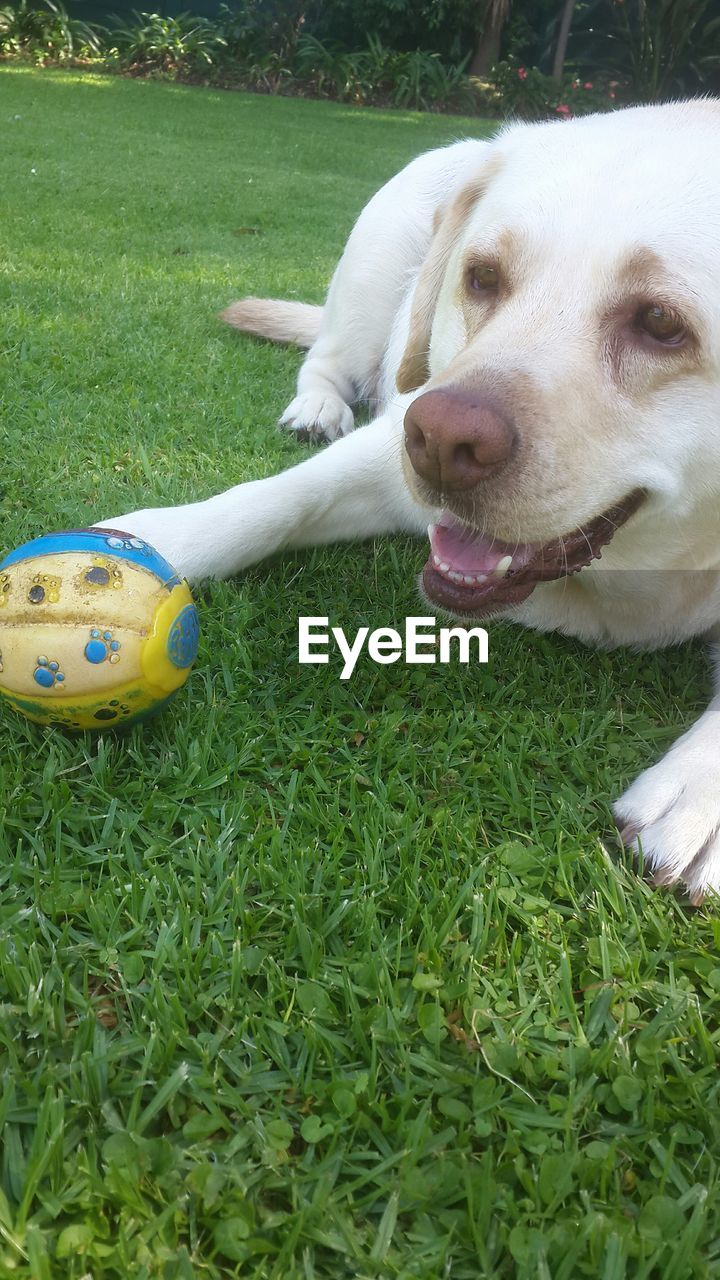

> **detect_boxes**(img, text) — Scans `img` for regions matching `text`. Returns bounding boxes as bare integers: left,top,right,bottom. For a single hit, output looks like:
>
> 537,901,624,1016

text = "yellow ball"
0,527,199,729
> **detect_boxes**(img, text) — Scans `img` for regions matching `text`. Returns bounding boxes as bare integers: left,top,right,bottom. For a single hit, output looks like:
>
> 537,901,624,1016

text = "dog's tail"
220,298,322,348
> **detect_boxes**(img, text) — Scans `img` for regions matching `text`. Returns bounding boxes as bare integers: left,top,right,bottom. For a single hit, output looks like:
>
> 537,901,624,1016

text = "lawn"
1,64,720,1280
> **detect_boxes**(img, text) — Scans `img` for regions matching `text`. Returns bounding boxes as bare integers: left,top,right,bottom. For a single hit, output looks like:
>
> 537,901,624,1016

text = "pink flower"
583,81,593,89
518,67,528,80
555,103,571,115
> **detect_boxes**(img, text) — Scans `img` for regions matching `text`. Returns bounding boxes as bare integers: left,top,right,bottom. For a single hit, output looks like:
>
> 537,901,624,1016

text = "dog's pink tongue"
430,514,520,574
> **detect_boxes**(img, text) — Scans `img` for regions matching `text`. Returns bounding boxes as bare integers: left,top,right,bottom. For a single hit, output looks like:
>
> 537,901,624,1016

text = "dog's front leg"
278,139,491,442
615,659,720,902
97,414,431,582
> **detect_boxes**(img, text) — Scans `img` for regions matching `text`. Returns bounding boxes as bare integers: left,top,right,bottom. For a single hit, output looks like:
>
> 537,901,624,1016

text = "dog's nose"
404,389,516,491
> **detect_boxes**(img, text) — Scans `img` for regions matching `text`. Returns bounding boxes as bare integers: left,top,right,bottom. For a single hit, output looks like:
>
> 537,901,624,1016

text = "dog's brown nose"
404,389,516,491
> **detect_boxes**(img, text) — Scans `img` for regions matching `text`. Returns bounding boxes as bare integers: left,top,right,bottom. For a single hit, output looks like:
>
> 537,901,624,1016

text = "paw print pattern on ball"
93,699,132,723
34,656,65,688
28,572,60,605
167,604,200,669
105,535,147,553
83,559,123,591
84,629,121,665
0,572,11,607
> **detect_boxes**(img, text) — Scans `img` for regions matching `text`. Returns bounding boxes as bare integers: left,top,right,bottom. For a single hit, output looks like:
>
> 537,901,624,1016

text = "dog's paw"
279,393,354,442
614,745,720,903
94,509,209,582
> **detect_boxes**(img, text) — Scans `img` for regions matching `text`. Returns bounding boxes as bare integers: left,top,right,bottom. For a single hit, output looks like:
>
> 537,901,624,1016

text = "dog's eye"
636,304,686,345
468,264,499,293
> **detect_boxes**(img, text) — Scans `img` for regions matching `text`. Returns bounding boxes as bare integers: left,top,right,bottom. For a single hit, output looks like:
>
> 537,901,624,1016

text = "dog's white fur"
102,100,720,901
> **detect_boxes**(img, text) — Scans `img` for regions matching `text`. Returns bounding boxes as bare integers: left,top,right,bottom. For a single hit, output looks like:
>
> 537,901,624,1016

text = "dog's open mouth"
423,489,646,616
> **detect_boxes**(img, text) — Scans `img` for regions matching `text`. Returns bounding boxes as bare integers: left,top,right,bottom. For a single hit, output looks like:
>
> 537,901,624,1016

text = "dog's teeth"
433,554,442,568
494,554,513,577
438,561,450,573
463,575,476,585
427,523,437,539
448,571,464,583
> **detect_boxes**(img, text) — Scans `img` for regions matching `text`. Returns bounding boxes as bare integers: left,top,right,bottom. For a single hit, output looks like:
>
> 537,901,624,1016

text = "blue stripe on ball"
0,528,180,586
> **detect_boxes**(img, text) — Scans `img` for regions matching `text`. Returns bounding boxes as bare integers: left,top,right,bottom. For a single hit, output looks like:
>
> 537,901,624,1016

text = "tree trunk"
470,5,506,77
551,0,577,81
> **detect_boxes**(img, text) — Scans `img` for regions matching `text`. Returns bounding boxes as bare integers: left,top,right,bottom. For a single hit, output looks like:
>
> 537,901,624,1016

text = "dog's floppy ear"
396,174,491,395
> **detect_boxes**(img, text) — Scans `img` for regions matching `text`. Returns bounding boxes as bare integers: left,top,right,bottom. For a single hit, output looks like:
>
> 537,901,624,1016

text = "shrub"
107,10,226,75
217,0,304,64
0,0,626,119
569,0,720,102
389,47,476,112
291,33,478,111
292,33,353,98
493,60,621,120
234,47,294,93
0,0,102,60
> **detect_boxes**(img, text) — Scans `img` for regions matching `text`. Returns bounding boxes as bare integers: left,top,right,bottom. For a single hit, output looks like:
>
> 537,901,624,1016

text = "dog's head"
397,101,720,616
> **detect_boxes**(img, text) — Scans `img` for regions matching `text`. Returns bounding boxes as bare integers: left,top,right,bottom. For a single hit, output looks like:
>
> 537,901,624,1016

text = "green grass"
1,64,720,1279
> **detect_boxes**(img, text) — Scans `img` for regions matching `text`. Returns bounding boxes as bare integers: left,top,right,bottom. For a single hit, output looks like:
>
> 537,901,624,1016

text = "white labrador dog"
104,99,720,901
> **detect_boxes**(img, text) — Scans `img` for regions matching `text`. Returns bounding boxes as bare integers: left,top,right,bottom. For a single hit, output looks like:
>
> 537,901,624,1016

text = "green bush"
0,0,102,60
217,0,303,64
492,59,621,120
107,10,226,74
0,0,636,118
568,0,720,102
388,45,476,112
292,34,478,111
